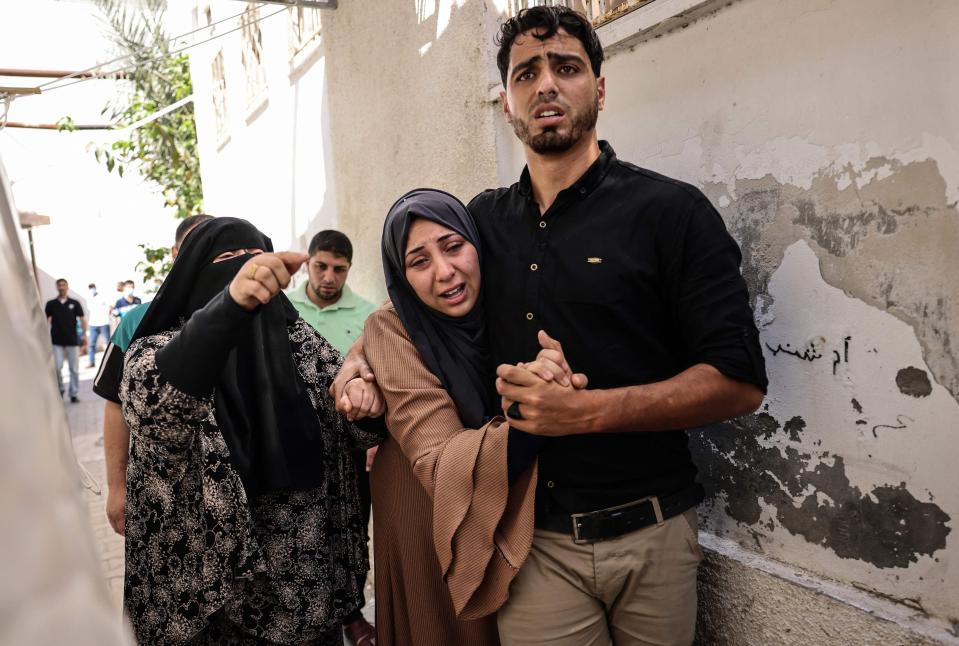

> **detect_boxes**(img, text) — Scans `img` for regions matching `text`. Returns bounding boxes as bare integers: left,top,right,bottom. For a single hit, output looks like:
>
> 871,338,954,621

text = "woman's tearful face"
404,218,481,317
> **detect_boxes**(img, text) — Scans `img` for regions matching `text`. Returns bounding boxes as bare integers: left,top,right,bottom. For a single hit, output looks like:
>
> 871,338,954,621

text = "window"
289,5,322,57
504,0,590,17
192,4,214,32
504,0,655,27
586,0,653,27
210,49,229,141
240,6,268,108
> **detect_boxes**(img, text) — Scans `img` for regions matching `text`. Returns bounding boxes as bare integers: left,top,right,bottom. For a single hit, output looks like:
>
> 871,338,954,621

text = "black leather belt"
540,483,704,544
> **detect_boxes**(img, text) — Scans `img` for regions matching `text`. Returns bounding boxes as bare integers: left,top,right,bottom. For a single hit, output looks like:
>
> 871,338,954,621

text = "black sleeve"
93,342,124,404
665,197,768,393
75,300,85,318
155,287,254,398
44,301,53,317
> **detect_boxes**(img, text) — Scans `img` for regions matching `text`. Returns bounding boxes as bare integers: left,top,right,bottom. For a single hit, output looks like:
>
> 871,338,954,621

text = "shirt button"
546,480,555,488
526,312,534,320
579,187,587,196
538,220,547,229
530,263,538,271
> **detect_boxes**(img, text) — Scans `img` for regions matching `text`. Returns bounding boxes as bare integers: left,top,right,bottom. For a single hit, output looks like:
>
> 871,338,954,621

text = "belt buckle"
570,511,593,545
570,495,662,545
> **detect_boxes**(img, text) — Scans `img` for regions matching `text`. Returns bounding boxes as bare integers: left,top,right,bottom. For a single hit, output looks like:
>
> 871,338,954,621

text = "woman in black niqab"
132,216,326,495
119,216,381,645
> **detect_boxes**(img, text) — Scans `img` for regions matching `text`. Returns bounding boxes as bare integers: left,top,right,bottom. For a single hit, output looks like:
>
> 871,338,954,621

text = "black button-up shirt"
469,142,767,521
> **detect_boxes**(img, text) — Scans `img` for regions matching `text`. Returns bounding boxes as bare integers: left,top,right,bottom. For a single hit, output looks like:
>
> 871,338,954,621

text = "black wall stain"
725,183,782,309
783,416,806,442
896,366,933,398
793,199,901,258
690,414,951,568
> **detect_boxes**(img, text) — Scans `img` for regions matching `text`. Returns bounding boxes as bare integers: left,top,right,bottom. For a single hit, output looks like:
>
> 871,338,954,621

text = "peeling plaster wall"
595,0,959,635
321,0,499,302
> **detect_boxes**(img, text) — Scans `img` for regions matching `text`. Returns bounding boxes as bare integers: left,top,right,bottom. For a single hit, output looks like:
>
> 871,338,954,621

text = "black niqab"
131,217,326,495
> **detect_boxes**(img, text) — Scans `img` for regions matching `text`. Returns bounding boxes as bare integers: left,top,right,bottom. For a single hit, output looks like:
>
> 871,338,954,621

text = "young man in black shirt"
480,8,766,644
45,278,86,402
333,7,766,644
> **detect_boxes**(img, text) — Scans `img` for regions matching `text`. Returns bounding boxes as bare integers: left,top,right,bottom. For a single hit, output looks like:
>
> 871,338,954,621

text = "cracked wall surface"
592,0,959,635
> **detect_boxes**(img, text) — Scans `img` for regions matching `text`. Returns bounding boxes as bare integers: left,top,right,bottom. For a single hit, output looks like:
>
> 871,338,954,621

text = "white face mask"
123,287,134,297
89,288,97,296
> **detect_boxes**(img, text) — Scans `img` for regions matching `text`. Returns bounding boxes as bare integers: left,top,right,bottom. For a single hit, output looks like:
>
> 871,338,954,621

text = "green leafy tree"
62,0,203,286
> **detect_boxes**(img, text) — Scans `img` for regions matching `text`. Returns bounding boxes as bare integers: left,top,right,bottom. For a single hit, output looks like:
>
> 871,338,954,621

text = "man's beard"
312,282,342,303
511,96,599,155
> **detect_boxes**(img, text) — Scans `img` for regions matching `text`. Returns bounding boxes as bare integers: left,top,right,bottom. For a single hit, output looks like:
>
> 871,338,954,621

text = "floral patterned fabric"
120,318,381,645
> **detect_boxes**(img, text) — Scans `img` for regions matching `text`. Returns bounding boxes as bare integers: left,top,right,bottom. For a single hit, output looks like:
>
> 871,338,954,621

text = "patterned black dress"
120,318,381,645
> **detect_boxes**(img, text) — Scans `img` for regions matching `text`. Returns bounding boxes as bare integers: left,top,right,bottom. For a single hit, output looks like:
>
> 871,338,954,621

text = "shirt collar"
292,282,358,311
518,140,616,199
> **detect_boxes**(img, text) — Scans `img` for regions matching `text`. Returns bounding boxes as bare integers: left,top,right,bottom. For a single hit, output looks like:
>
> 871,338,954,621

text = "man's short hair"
174,213,214,247
88,283,96,289
56,278,68,285
308,230,353,262
495,6,604,87
124,280,135,287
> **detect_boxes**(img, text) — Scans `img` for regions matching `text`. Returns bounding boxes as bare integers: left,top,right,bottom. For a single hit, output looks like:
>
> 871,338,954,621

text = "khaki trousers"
497,508,703,646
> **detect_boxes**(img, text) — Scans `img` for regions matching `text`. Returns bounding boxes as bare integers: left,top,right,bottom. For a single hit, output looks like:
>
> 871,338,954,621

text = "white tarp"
0,154,132,645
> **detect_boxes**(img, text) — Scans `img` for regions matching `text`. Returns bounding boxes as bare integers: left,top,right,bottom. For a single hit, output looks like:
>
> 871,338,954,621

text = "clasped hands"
331,329,591,438
496,330,592,436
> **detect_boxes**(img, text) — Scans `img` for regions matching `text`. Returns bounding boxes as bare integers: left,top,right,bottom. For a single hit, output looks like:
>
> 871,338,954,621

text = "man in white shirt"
85,283,113,368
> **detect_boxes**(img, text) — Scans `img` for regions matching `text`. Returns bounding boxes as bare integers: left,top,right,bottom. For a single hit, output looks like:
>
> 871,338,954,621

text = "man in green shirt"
288,230,377,645
288,230,376,356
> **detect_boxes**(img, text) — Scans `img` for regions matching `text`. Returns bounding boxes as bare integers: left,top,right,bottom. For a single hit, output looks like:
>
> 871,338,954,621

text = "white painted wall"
189,1,337,257
591,0,959,631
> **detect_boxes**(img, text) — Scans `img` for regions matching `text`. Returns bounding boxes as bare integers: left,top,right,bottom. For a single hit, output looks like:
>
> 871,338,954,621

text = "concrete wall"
319,0,500,301
583,0,957,639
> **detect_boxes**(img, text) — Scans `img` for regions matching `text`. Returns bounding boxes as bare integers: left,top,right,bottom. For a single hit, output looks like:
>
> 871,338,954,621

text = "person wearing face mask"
85,283,112,368
113,279,142,319
119,217,383,644
356,190,544,646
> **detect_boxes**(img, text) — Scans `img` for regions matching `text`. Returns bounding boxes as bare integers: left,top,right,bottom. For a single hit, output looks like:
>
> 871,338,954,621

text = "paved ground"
64,353,375,643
